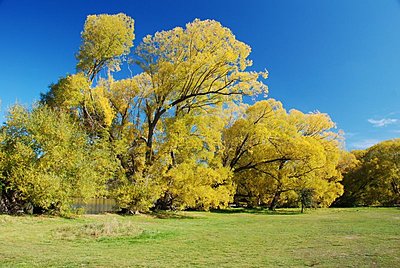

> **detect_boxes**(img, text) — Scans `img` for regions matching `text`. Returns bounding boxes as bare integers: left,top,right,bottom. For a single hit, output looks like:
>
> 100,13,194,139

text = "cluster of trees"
0,105,115,213
0,13,378,215
335,139,400,207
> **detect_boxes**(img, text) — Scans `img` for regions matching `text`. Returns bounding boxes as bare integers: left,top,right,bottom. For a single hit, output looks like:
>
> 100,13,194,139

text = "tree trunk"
145,109,163,166
269,191,281,211
154,192,174,210
0,190,24,214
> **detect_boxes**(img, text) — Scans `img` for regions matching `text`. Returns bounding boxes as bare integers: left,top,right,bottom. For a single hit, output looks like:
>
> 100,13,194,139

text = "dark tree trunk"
269,191,281,211
0,190,24,214
154,192,174,210
145,109,163,166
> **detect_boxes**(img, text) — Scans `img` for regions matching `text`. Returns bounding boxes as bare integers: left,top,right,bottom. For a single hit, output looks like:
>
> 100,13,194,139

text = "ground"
0,208,399,267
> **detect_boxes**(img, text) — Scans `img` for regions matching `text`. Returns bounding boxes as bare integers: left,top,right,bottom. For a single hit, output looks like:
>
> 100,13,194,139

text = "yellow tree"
0,105,116,214
134,19,268,165
154,109,234,210
338,139,400,206
77,13,135,81
106,18,267,211
41,14,269,211
223,100,344,210
38,13,352,213
42,13,135,132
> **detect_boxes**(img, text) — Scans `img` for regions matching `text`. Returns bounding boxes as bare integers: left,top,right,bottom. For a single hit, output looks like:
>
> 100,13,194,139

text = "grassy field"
0,208,399,267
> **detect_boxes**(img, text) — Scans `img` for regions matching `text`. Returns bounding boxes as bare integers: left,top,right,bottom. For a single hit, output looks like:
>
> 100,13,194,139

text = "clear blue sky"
0,0,399,150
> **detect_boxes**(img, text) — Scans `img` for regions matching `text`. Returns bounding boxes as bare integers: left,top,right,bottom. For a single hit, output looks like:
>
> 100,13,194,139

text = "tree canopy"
0,13,362,215
0,105,115,214
77,13,135,80
336,139,400,207
223,100,344,209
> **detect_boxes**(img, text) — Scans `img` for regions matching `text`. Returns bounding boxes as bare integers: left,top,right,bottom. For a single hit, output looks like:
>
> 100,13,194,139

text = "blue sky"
0,0,399,150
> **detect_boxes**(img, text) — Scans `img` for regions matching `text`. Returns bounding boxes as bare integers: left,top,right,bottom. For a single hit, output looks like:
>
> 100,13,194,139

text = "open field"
0,208,399,267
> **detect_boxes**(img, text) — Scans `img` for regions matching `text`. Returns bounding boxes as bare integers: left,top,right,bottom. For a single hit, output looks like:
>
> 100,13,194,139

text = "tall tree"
42,13,135,133
42,15,268,212
134,19,268,166
223,100,344,209
38,13,346,213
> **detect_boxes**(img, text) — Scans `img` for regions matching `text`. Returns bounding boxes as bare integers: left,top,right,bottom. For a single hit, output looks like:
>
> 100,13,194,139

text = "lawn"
0,208,399,267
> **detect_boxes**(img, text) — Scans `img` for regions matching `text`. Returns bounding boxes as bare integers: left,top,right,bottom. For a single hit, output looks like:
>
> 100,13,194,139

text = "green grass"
0,208,399,267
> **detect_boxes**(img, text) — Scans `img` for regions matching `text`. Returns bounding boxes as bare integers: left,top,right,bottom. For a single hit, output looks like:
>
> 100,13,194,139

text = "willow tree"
114,19,268,211
338,139,400,206
134,19,268,166
114,19,268,210
0,105,115,214
77,13,135,81
38,13,345,213
41,14,268,212
223,100,344,209
42,13,135,132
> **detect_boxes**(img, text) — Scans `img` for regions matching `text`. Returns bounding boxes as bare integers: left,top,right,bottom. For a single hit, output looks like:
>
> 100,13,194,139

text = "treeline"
0,14,397,215
334,139,400,207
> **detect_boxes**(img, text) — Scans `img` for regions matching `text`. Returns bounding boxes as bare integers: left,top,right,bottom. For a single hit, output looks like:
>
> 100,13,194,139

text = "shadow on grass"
210,207,302,215
150,211,198,220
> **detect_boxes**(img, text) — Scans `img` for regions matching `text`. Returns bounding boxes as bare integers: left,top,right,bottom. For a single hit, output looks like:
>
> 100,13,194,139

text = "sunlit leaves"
339,139,400,206
224,100,344,209
136,18,268,116
77,13,135,80
41,73,89,110
0,105,116,214
21,13,351,213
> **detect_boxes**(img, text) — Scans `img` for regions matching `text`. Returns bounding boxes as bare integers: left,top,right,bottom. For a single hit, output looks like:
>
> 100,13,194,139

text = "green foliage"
41,73,89,110
298,188,315,213
110,174,162,213
0,105,116,214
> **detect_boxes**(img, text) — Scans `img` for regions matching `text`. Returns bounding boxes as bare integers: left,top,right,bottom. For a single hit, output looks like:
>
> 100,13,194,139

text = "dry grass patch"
54,217,143,240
